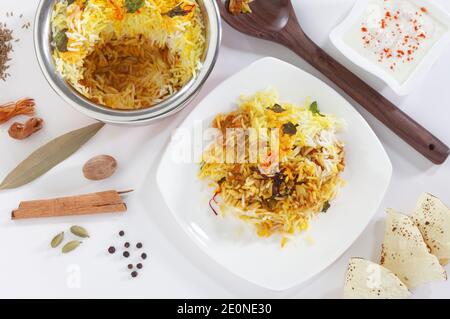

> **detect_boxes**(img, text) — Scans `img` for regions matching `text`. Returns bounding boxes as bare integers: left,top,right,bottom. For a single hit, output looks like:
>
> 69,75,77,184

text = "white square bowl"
156,57,392,291
330,0,450,96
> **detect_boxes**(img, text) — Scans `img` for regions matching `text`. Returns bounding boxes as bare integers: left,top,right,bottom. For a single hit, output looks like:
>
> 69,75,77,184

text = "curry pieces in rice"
199,90,346,240
228,0,254,15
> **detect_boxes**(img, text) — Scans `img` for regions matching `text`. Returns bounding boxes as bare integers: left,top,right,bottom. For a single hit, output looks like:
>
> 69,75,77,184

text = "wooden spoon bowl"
218,0,449,164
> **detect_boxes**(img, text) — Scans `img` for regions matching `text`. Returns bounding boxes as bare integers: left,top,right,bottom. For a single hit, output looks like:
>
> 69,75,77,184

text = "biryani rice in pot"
51,0,206,110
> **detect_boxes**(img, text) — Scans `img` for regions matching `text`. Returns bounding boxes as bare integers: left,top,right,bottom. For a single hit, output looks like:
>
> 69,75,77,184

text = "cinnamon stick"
11,190,128,220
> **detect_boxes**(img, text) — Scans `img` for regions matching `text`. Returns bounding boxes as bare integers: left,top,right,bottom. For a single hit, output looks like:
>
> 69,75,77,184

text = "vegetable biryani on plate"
199,90,346,243
51,0,206,110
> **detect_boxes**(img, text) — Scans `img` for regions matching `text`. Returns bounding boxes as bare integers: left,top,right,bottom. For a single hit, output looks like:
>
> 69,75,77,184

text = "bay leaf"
0,122,105,190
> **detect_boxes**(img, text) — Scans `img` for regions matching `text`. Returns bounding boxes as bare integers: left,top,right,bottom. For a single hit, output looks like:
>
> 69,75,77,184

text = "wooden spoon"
217,0,449,164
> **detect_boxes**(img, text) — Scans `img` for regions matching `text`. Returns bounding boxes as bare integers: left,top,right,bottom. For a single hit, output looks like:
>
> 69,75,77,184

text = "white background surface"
0,0,449,299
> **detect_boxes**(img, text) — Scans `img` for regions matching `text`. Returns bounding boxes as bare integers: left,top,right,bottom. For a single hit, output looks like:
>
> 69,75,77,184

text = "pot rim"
34,0,222,125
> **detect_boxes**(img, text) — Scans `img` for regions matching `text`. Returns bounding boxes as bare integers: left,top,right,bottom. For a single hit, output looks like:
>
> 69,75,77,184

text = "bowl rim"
34,0,222,125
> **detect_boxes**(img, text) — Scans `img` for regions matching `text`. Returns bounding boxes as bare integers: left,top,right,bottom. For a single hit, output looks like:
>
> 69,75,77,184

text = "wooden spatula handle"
279,25,449,164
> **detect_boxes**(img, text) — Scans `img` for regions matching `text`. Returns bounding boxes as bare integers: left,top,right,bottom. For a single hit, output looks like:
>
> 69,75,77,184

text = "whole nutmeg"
82,155,117,181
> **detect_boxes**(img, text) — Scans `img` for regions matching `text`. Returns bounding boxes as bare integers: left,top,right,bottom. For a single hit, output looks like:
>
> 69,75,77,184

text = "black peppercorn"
123,251,130,258
131,271,138,278
136,242,143,249
108,246,116,254
141,253,147,260
119,230,125,237
137,263,143,269
124,242,130,248
128,264,133,269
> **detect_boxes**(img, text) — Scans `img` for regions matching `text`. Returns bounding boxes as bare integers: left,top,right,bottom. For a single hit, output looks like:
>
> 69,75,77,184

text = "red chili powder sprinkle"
360,4,431,71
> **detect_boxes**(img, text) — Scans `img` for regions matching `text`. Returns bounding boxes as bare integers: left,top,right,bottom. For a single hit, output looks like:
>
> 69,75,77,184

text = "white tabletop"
0,0,449,299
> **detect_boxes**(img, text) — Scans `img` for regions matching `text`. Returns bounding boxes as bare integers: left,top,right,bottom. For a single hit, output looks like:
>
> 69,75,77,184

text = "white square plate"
156,57,392,291
330,0,450,96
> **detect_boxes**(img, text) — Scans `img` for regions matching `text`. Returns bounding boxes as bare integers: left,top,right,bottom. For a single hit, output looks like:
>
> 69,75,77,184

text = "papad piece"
344,258,411,299
380,209,447,288
413,193,450,265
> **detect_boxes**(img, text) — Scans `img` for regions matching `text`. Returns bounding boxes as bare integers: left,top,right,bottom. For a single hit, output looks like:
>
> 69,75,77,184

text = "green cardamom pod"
62,240,82,254
70,225,89,238
50,232,64,248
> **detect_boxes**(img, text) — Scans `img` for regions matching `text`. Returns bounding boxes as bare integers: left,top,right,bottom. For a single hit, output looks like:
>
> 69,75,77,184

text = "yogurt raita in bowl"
330,0,450,95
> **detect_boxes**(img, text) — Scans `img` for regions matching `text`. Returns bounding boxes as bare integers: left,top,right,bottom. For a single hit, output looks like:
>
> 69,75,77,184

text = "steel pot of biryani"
34,0,221,125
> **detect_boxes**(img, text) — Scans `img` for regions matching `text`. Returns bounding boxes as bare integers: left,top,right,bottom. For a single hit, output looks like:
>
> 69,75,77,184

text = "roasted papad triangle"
344,258,411,299
380,209,447,288
413,193,450,265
